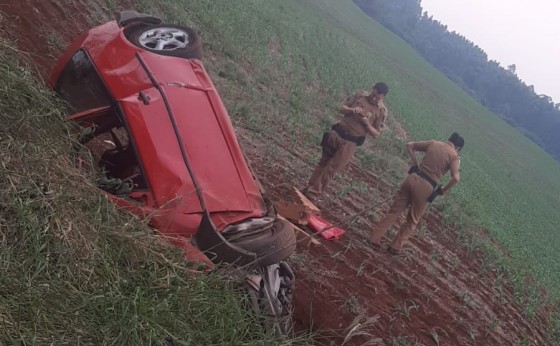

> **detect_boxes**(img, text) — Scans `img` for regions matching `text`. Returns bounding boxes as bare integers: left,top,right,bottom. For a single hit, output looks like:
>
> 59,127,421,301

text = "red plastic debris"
307,214,346,240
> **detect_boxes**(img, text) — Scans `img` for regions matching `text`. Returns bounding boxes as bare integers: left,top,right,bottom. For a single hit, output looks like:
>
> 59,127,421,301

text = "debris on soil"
307,214,346,240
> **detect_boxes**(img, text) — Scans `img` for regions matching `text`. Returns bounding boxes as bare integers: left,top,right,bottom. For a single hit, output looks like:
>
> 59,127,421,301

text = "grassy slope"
133,0,560,300
0,40,301,345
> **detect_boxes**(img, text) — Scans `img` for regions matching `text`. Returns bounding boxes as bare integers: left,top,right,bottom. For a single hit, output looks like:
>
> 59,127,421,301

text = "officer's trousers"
370,174,433,250
306,131,356,199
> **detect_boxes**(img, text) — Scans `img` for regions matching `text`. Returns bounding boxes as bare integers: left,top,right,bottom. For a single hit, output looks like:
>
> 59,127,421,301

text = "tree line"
354,0,560,159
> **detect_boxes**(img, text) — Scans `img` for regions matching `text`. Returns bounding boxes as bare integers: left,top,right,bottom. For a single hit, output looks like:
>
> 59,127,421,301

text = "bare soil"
1,1,554,345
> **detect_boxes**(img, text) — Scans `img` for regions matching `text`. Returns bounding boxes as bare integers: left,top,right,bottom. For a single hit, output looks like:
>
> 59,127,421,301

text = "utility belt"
331,123,366,146
415,170,437,189
409,166,442,202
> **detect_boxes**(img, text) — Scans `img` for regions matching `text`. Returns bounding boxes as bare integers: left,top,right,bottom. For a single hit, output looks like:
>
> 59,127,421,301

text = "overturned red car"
49,11,296,270
50,11,297,334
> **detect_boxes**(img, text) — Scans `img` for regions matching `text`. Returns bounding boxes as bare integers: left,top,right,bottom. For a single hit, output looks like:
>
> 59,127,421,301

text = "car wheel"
243,262,294,337
228,219,296,267
125,23,202,59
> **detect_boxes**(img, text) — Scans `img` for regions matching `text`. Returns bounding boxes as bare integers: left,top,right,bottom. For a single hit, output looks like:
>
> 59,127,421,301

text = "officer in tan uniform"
303,82,389,201
370,133,464,254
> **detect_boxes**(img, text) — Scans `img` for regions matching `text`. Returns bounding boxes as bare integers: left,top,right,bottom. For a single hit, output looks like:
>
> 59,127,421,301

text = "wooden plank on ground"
278,214,320,248
276,201,312,225
290,187,320,213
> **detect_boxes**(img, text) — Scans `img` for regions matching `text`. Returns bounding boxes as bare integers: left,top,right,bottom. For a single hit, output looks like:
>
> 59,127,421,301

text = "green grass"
0,40,310,345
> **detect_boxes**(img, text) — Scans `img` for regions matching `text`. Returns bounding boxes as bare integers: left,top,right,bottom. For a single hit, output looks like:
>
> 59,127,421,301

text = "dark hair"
373,82,389,96
448,132,464,150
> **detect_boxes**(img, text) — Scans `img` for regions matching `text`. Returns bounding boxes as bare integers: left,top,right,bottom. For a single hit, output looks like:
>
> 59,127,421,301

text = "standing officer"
303,82,389,202
370,133,464,254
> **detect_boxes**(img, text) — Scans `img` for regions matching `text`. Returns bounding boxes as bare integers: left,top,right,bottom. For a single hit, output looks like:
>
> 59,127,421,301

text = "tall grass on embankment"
0,40,301,345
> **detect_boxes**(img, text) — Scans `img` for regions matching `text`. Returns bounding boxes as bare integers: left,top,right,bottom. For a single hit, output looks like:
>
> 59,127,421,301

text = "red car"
50,11,295,333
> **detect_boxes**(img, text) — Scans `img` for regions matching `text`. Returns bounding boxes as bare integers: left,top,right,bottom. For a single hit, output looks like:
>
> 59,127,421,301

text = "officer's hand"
359,116,369,126
352,107,364,115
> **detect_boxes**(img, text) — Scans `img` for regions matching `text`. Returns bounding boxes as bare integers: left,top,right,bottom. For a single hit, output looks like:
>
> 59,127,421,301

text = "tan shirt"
414,140,460,183
338,91,387,137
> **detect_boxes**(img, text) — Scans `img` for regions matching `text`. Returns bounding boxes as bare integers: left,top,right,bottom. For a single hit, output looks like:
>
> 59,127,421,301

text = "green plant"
342,314,381,345
416,223,427,238
43,28,67,56
429,249,440,262
467,327,479,343
392,277,406,292
493,286,507,304
427,266,438,278
335,182,354,199
400,249,415,264
456,291,473,307
389,335,421,346
356,260,368,277
485,319,500,337
422,328,448,346
343,294,361,315
450,256,460,270
452,316,466,327
421,287,440,303
519,336,531,346
394,300,419,321
357,150,377,170
289,252,319,269
106,0,117,13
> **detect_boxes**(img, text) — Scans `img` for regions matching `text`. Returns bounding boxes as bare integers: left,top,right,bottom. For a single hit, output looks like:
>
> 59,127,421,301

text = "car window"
73,107,149,197
54,49,113,113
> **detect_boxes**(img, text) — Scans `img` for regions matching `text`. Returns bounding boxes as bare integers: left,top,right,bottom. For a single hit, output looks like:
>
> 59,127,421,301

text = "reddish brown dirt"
0,0,132,80
2,2,555,345
249,143,553,345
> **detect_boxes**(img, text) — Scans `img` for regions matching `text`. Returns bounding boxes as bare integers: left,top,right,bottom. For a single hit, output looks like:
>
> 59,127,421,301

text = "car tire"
125,23,202,59
243,262,294,337
228,219,296,267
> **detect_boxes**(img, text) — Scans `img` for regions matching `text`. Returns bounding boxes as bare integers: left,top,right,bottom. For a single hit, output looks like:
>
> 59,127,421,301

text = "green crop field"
131,0,560,300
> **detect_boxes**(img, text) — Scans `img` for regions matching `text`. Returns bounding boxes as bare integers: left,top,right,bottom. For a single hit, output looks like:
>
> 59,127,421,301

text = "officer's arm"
441,158,461,194
363,122,380,138
406,141,431,167
340,104,362,115
339,92,364,115
406,142,419,166
372,111,386,131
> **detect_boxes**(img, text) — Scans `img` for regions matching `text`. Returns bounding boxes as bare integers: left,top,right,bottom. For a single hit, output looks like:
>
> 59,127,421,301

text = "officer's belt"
332,123,365,146
415,171,437,189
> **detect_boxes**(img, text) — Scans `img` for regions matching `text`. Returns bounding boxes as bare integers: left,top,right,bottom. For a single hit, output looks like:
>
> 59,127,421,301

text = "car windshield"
54,49,113,113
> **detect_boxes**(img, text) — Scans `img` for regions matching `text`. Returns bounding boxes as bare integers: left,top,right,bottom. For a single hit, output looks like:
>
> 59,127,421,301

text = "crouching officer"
303,82,389,202
370,132,464,254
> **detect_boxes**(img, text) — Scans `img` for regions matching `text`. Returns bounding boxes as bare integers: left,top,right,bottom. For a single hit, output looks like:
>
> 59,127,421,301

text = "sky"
420,0,560,104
